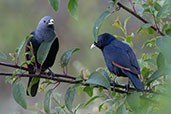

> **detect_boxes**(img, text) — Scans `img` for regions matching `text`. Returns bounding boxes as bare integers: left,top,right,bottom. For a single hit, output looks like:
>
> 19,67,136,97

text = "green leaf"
0,51,7,60
68,0,79,20
143,38,156,48
113,17,124,32
55,106,62,114
27,77,39,96
86,72,111,90
156,36,171,64
64,86,76,113
97,68,111,83
126,35,133,44
157,53,167,73
73,102,85,114
16,34,33,59
147,70,162,84
48,0,60,12
84,96,101,107
44,89,53,114
83,86,93,97
127,92,140,112
60,47,80,68
153,2,161,11
137,23,152,33
12,81,27,109
124,17,131,31
157,4,170,18
99,99,113,111
93,10,111,41
37,37,56,65
56,93,62,100
116,104,126,114
166,29,171,36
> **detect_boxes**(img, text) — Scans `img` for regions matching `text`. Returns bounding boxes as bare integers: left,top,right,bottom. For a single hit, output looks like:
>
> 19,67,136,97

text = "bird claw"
35,68,41,75
112,77,117,90
47,68,55,79
125,80,130,93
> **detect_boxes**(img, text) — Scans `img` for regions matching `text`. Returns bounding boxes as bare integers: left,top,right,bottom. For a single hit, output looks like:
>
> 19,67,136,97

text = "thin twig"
128,0,137,14
113,1,164,36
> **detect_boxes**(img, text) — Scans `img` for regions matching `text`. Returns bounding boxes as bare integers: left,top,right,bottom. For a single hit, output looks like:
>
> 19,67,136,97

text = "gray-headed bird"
25,16,59,97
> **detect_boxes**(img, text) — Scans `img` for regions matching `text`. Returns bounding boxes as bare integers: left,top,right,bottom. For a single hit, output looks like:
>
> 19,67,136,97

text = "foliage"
1,0,171,114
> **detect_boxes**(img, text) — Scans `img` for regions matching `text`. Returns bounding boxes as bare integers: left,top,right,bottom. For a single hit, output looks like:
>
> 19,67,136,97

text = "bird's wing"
25,32,41,97
25,32,40,70
104,40,140,75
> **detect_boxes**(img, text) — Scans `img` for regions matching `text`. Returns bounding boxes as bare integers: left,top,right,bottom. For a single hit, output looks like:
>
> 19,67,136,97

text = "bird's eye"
43,20,46,23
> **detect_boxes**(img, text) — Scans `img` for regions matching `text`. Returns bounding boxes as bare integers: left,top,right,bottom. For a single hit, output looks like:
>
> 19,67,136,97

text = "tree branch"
113,1,164,36
0,61,158,94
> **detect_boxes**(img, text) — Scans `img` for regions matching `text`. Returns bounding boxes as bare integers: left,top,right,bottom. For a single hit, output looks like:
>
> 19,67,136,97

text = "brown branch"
0,71,128,94
0,61,157,94
113,1,164,36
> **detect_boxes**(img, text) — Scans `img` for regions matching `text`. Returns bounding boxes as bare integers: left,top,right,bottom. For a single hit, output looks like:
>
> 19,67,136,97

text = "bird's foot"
125,80,130,93
47,68,55,79
35,68,41,75
112,77,118,91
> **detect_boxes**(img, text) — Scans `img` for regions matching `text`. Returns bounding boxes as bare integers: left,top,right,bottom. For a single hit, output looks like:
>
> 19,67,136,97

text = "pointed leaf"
73,102,85,114
99,99,113,111
157,53,167,73
147,70,162,84
48,0,60,12
93,10,111,41
64,86,75,113
84,96,101,107
86,72,111,90
83,86,93,97
12,81,27,109
156,36,171,64
68,0,79,20
124,17,131,31
127,92,140,112
136,23,152,33
37,37,57,65
116,104,126,114
44,89,53,114
60,47,80,68
0,51,7,60
16,34,33,58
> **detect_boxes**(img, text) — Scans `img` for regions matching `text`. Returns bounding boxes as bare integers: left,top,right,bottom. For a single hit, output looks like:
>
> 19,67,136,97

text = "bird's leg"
112,76,118,90
48,68,55,77
125,79,130,92
35,65,42,75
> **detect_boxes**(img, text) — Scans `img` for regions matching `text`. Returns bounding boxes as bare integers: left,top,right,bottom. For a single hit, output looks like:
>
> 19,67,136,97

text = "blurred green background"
0,0,152,113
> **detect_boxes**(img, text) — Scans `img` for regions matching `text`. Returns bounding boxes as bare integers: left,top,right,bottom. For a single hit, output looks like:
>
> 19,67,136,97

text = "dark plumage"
92,33,144,90
25,16,59,97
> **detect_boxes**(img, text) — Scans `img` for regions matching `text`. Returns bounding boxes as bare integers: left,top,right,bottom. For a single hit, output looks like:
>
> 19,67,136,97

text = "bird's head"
91,33,115,50
37,16,55,30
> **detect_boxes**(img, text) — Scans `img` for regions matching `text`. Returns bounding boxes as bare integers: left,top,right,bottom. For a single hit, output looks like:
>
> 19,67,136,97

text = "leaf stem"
52,96,68,114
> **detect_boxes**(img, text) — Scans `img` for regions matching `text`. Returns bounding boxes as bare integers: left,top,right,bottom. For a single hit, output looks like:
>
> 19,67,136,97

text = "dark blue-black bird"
91,33,144,91
25,16,59,97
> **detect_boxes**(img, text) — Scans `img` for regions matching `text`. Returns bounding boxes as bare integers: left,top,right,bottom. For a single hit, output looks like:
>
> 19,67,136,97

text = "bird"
91,33,144,91
25,16,59,97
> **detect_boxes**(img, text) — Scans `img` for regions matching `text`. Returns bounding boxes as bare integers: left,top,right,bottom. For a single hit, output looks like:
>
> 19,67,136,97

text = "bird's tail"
26,75,40,97
122,70,144,91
